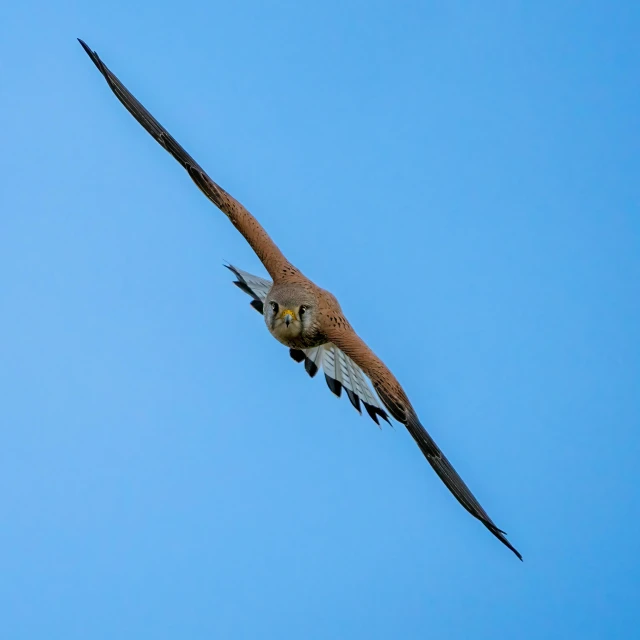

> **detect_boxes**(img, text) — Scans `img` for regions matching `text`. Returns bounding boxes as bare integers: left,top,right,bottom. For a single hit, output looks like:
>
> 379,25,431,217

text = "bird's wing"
289,344,390,426
78,39,293,281
226,265,389,425
325,325,522,560
225,264,273,314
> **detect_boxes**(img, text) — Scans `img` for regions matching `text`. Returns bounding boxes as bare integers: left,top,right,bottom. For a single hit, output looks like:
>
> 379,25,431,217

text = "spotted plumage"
78,39,521,561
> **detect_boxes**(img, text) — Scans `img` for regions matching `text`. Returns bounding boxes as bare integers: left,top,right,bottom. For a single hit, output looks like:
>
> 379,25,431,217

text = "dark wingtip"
232,279,255,297
77,38,93,58
77,38,106,75
324,374,342,398
404,412,522,561
345,388,362,414
506,538,523,561
363,403,380,425
487,523,522,561
249,299,264,314
363,402,391,427
304,358,319,378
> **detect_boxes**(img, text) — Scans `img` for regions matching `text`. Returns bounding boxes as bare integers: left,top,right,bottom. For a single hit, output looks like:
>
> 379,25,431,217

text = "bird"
78,38,522,561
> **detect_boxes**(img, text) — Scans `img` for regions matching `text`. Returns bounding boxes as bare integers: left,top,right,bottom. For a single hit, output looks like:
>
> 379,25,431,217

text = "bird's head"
264,284,317,346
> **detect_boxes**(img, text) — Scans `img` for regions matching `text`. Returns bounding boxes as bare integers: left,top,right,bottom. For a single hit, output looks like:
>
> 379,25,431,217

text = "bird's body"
78,39,521,560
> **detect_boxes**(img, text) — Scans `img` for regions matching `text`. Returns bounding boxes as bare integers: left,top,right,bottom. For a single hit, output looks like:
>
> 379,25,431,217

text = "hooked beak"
281,309,295,327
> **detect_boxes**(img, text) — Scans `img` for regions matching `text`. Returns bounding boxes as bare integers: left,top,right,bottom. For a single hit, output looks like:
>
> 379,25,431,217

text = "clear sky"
1,2,639,638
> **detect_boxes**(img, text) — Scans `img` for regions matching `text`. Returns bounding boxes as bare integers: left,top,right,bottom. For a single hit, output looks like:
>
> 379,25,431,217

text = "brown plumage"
78,39,522,560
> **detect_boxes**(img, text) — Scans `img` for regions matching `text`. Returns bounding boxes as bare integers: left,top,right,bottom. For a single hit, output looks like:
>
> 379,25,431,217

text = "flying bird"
78,38,521,560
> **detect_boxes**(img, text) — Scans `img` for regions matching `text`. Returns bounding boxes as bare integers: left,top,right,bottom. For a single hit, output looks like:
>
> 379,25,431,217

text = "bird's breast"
268,325,326,350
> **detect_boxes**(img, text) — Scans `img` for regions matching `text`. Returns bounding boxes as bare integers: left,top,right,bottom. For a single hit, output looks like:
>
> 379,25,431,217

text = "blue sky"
1,1,639,638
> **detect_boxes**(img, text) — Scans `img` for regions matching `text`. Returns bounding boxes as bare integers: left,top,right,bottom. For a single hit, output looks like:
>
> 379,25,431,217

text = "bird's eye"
299,305,308,316
270,301,279,313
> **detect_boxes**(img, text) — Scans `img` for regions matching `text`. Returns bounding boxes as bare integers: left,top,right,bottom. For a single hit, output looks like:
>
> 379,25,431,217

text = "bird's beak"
281,309,296,327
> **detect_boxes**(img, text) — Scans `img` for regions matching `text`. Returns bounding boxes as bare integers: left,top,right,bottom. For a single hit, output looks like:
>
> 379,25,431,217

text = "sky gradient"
1,2,639,638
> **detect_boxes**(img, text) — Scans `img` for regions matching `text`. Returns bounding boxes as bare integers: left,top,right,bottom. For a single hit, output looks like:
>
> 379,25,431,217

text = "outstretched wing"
226,265,389,426
326,327,522,560
289,344,390,426
78,39,293,280
225,264,273,314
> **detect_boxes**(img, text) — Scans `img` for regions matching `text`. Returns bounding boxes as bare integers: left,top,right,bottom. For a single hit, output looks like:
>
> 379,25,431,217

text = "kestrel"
78,39,521,560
